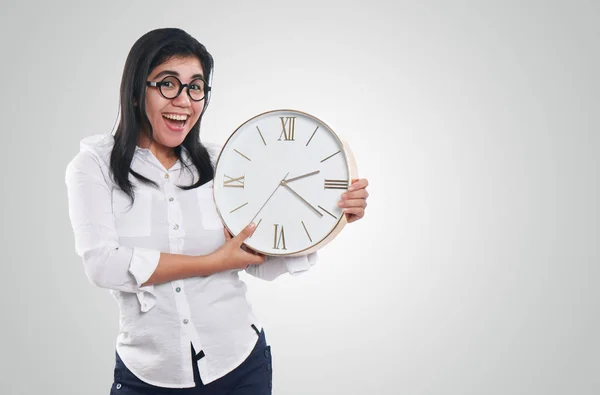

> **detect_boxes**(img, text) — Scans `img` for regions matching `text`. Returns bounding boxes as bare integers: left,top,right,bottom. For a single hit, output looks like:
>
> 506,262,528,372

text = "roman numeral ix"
224,175,245,188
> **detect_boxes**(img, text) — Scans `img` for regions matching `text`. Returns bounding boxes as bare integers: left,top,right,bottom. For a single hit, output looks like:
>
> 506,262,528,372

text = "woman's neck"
137,133,178,170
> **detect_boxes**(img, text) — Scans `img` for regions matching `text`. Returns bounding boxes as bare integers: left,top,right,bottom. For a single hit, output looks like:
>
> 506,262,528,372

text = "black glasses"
146,75,211,102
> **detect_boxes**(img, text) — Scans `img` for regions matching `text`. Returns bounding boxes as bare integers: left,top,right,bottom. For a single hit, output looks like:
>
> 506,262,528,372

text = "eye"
159,76,180,89
189,83,203,91
189,79,205,91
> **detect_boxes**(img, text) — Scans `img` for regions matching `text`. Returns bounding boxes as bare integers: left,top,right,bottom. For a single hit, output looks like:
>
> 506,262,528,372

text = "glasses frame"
146,75,211,102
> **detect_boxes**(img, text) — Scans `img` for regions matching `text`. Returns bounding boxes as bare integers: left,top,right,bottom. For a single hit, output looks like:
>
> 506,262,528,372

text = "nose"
172,87,192,107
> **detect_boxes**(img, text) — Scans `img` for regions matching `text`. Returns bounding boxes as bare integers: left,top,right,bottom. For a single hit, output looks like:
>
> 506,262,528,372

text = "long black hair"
110,28,215,202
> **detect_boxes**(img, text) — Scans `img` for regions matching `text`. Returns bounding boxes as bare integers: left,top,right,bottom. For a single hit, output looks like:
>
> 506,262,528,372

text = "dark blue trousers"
110,330,272,395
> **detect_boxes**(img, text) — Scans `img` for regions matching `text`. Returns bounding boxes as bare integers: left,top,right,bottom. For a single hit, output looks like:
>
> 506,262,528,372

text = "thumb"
223,227,233,241
235,222,257,243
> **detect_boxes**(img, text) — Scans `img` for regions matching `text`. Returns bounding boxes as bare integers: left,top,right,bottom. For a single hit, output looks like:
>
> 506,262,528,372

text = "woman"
65,28,369,395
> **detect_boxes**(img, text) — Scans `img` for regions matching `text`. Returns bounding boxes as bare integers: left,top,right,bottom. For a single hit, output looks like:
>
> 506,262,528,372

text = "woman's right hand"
213,222,265,271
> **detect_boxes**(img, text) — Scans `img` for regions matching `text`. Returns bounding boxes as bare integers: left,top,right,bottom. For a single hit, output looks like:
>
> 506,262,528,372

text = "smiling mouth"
162,113,189,128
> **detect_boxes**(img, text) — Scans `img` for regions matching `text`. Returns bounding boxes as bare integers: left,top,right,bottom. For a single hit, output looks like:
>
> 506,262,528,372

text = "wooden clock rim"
212,108,358,257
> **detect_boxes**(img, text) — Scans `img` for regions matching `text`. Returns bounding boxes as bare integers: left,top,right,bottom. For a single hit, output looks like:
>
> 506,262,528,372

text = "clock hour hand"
285,170,320,184
280,181,323,217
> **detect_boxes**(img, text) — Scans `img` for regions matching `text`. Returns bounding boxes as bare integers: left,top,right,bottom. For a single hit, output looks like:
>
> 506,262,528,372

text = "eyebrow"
152,70,205,80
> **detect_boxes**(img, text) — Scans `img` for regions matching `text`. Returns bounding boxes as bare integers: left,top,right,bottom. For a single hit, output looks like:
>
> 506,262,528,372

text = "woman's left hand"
339,178,369,223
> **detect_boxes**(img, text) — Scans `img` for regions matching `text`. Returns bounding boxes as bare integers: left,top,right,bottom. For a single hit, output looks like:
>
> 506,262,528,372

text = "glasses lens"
188,79,206,101
159,76,181,99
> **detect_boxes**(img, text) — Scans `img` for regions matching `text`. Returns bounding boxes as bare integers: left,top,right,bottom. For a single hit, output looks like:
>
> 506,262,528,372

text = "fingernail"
348,186,355,191
338,201,344,207
341,193,347,198
249,222,256,229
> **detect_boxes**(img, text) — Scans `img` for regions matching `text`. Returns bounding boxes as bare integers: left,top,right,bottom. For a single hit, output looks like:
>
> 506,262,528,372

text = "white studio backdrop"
0,1,599,394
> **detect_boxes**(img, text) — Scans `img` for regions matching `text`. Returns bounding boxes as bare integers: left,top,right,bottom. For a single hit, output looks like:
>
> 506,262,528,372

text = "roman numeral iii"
273,224,287,250
278,117,296,141
324,179,349,190
223,175,245,188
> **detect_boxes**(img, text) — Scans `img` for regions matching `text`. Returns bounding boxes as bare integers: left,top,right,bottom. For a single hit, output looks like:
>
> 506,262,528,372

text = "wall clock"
213,109,357,256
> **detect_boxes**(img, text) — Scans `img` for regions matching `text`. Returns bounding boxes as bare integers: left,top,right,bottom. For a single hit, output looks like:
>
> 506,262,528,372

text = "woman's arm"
139,252,220,287
65,150,263,292
142,224,263,286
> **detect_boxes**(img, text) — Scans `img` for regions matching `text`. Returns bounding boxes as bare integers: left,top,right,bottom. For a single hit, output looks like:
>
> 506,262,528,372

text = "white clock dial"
213,109,357,256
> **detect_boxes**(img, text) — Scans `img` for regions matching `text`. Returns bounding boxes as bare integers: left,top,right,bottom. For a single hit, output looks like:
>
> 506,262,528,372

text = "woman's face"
142,56,206,151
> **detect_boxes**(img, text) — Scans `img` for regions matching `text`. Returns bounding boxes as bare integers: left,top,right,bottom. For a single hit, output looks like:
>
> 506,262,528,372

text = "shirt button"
169,197,174,202
183,319,189,324
173,224,179,230
164,173,169,179
176,287,181,293
264,349,270,358
116,383,122,390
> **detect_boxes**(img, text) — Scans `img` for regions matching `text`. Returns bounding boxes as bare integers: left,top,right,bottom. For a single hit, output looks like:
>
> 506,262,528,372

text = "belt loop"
251,324,260,336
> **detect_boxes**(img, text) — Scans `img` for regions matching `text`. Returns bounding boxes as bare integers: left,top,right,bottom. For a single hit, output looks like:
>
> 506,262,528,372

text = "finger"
338,198,367,209
341,189,369,200
244,244,264,256
348,178,368,191
235,222,257,243
223,227,232,241
345,213,360,223
242,244,260,256
243,249,265,264
342,207,365,219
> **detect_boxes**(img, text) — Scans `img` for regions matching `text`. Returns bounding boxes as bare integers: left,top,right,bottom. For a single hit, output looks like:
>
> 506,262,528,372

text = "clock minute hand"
250,172,289,224
280,181,323,217
285,170,320,184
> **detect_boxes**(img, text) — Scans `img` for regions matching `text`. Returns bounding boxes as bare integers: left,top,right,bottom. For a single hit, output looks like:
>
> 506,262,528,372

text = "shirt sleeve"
65,150,160,312
244,252,318,281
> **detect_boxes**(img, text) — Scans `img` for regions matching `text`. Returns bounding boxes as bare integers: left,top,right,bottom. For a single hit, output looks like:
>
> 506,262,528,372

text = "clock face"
213,109,353,256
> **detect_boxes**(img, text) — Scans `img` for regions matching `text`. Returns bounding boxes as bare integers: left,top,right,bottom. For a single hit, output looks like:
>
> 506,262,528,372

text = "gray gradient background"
1,0,599,394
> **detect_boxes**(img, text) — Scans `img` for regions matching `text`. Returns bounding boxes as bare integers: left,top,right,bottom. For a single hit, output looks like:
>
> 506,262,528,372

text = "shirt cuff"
285,252,318,276
128,247,161,313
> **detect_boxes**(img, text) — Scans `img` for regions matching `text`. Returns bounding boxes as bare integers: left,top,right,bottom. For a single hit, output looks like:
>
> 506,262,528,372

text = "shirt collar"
134,145,191,171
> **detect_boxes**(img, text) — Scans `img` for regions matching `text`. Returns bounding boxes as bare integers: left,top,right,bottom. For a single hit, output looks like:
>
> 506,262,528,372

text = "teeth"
163,114,188,121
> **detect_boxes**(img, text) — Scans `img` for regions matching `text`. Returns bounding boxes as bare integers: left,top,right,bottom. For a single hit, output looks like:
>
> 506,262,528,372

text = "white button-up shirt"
65,134,317,388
